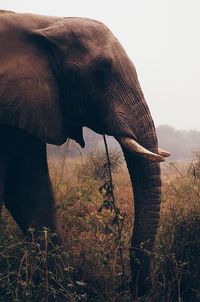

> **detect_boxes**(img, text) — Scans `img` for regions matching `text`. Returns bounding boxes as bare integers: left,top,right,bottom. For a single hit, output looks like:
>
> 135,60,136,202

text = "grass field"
0,149,200,301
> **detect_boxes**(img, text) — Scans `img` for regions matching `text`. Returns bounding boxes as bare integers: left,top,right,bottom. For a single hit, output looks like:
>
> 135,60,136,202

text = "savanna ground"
0,143,200,302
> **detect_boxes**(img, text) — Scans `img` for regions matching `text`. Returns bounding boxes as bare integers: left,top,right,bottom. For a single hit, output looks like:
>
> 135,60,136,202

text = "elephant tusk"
158,148,170,157
116,137,166,162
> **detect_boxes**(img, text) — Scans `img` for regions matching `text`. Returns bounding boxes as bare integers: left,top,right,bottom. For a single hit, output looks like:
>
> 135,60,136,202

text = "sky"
0,0,199,130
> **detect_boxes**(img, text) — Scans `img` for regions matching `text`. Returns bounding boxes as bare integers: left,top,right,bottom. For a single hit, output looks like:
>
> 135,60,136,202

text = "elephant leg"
0,127,11,217
0,148,6,217
4,132,62,244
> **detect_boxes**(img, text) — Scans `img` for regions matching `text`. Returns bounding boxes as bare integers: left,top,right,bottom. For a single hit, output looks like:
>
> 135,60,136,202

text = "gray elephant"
0,10,169,296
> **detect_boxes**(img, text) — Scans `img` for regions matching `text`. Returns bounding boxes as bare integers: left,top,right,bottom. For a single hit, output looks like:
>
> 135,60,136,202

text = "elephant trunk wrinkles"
122,110,161,295
123,146,161,295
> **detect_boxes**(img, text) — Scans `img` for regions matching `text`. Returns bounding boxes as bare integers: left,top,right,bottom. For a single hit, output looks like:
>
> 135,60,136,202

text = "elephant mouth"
115,136,170,162
71,122,170,162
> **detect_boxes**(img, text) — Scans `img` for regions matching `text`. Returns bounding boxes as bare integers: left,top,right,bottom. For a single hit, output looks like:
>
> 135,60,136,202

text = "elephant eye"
93,59,112,88
64,64,82,86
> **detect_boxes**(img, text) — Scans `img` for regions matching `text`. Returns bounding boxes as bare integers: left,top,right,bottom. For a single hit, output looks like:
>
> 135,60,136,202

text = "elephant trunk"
120,119,161,295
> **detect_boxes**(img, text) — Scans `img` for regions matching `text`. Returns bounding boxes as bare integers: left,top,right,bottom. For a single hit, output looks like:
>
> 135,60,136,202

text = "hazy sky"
1,0,199,130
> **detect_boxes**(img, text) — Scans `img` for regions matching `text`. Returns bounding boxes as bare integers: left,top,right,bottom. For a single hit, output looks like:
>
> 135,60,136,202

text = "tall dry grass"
0,149,200,301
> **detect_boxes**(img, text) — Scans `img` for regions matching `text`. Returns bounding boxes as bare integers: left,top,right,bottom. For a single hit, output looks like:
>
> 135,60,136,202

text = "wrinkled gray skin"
0,10,161,296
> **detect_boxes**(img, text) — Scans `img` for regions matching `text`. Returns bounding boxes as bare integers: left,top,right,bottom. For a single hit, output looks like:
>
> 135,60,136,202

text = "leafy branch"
97,135,126,281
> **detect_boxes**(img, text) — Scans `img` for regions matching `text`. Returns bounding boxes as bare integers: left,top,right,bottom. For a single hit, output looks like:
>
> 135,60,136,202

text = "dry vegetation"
0,147,200,301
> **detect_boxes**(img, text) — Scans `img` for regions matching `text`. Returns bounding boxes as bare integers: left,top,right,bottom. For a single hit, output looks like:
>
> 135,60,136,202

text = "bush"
76,148,123,181
154,167,200,302
188,151,200,179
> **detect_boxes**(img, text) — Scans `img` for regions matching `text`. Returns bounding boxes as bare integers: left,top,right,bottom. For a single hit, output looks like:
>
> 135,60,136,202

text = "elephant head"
0,11,169,296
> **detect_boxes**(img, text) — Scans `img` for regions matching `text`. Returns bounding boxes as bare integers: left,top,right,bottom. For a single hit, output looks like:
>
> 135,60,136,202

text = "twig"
103,135,125,280
54,139,70,193
44,229,49,301
169,162,185,177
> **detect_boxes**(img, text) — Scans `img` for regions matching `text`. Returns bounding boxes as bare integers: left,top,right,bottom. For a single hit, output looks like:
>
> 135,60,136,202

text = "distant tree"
157,125,200,160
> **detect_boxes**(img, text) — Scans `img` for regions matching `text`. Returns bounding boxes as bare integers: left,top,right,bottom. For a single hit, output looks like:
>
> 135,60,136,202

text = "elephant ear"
30,22,86,147
0,21,66,145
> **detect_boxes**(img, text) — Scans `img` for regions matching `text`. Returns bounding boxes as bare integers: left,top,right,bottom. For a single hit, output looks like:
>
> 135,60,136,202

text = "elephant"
0,10,170,296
